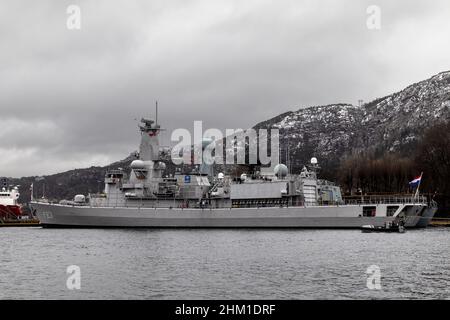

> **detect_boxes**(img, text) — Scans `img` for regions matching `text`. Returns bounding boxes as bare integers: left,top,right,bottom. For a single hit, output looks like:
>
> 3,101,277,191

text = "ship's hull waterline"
31,202,436,229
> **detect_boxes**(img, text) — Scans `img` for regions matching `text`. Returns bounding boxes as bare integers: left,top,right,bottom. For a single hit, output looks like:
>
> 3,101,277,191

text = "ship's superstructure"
32,117,437,228
0,186,20,206
0,181,37,224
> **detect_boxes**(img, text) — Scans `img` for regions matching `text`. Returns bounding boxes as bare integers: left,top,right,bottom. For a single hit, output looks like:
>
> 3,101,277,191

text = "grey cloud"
1,0,450,177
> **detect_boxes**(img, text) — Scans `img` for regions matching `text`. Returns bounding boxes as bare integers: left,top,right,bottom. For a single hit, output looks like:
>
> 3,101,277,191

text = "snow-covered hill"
254,71,450,167
10,71,450,202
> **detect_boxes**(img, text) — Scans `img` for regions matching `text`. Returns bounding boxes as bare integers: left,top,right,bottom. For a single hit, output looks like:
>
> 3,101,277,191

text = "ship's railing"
53,193,430,209
105,169,124,176
343,195,428,205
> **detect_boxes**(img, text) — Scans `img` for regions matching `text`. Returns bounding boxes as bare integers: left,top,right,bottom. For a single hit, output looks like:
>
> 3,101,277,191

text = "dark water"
1,227,449,299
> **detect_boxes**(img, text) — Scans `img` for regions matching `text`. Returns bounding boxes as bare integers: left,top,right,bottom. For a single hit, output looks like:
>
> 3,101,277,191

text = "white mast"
155,100,158,126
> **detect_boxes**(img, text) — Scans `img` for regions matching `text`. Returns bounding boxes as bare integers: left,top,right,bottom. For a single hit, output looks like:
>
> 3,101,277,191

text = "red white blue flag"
409,175,422,187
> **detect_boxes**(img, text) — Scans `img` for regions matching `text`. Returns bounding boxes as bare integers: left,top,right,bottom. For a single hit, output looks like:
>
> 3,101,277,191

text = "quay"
430,218,450,227
0,219,41,227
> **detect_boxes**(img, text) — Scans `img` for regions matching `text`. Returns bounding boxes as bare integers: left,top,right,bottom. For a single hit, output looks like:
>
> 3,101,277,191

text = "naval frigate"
31,117,437,228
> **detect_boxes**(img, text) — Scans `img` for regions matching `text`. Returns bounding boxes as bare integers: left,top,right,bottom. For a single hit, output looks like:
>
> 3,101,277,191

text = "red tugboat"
0,183,40,227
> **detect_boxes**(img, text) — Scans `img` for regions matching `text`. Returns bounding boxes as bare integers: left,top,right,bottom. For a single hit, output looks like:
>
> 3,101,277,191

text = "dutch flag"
409,174,422,188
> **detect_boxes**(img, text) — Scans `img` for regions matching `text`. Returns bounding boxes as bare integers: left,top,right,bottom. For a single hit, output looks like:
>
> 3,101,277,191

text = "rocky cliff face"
254,71,450,169
9,71,450,202
255,103,363,169
361,71,450,154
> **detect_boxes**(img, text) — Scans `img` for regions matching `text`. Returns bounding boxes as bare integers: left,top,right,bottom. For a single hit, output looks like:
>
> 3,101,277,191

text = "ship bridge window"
387,206,399,217
363,206,376,217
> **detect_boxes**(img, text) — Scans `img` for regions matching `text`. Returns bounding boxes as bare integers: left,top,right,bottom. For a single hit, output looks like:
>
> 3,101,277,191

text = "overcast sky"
1,0,450,177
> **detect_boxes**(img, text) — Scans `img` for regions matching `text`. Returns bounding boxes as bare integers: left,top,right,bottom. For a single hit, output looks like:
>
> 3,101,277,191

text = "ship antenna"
155,100,158,126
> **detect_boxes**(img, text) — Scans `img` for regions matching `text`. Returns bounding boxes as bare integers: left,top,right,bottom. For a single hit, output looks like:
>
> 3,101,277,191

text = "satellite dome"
240,173,247,181
130,160,145,169
274,164,288,178
310,157,318,165
218,172,224,180
74,194,86,203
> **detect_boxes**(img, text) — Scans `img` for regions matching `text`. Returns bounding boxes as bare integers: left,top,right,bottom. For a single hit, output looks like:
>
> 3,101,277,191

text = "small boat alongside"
361,218,406,233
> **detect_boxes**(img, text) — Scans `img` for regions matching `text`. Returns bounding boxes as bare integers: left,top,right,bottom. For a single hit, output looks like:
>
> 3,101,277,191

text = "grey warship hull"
32,202,436,228
31,117,437,229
